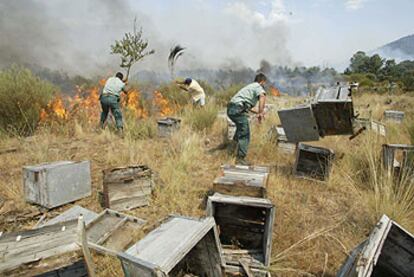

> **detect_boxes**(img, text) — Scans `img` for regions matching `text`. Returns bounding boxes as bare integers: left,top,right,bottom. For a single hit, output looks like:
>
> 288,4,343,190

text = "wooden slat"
77,215,96,277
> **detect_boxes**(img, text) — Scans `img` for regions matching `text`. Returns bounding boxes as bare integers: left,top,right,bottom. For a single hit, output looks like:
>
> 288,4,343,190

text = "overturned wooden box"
0,219,87,276
278,86,355,142
382,144,414,177
207,193,275,277
384,110,404,124
213,164,270,198
294,143,335,181
337,214,414,277
278,105,320,142
312,86,354,137
86,209,146,253
157,117,181,137
103,165,154,211
118,215,223,277
354,118,386,137
23,161,91,209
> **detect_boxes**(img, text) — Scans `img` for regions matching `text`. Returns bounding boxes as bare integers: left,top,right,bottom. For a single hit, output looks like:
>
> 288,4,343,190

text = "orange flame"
40,96,67,121
152,91,175,116
40,78,148,123
270,86,281,97
123,89,148,118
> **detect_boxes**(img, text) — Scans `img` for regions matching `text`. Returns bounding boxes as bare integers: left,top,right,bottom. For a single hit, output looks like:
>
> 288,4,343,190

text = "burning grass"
1,87,414,276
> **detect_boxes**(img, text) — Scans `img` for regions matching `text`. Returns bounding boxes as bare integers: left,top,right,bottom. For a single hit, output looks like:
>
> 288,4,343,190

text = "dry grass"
1,93,414,276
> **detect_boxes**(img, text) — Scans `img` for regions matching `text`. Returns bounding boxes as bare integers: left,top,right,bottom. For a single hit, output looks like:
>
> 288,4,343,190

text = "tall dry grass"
1,92,414,276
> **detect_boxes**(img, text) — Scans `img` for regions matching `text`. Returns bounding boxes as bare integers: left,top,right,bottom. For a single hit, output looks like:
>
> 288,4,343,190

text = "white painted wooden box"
118,215,224,277
384,110,404,123
23,161,91,209
337,214,414,277
207,193,275,277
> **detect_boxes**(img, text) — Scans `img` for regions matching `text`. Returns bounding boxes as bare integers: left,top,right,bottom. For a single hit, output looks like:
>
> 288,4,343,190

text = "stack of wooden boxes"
210,164,275,276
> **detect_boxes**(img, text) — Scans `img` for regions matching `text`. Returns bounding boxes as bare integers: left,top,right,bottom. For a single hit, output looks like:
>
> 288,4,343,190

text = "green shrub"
0,66,57,136
214,84,244,106
183,101,219,132
157,83,190,107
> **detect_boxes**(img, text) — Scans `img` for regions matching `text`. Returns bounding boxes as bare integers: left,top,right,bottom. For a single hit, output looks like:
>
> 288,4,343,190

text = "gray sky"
0,0,412,75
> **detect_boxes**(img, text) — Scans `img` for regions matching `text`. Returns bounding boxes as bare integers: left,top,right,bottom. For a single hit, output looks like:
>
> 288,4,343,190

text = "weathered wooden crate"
275,126,297,154
118,215,224,277
23,161,91,209
382,144,414,177
207,193,275,277
384,110,404,123
157,117,181,137
278,105,320,142
39,205,98,228
312,86,354,137
102,165,153,211
337,214,414,277
0,219,87,276
293,143,335,181
86,209,146,253
213,164,270,198
354,118,386,136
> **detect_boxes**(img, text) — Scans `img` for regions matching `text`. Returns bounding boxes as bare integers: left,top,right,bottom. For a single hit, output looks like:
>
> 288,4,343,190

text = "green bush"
183,101,219,132
157,83,190,107
0,66,57,136
214,84,244,107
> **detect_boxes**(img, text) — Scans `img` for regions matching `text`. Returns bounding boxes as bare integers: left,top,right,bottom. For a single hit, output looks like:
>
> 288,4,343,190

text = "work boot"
236,157,251,166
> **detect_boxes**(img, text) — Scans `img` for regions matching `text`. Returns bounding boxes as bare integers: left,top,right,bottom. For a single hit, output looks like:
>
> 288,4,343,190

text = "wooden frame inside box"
207,193,275,277
293,143,335,181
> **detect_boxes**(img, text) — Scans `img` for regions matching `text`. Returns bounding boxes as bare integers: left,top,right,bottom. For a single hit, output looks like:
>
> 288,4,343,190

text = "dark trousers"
100,95,123,129
227,102,250,159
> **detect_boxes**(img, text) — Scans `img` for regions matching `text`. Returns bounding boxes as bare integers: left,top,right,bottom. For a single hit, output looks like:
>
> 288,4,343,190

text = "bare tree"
111,18,155,79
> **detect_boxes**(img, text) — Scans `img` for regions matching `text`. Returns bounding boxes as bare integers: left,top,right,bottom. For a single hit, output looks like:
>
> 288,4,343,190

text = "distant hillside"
375,34,414,61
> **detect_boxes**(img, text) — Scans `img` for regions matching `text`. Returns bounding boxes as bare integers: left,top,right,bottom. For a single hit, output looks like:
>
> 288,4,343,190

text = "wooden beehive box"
278,105,320,142
118,215,224,277
293,143,335,181
213,164,270,198
384,110,404,123
275,126,297,154
0,219,87,277
86,209,146,253
337,214,414,277
207,193,275,277
382,144,414,177
23,161,91,209
312,86,354,137
102,165,153,211
354,118,386,137
157,117,181,137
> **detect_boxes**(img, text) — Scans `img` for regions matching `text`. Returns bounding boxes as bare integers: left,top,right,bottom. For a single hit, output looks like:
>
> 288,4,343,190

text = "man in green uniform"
100,72,128,131
227,73,267,164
